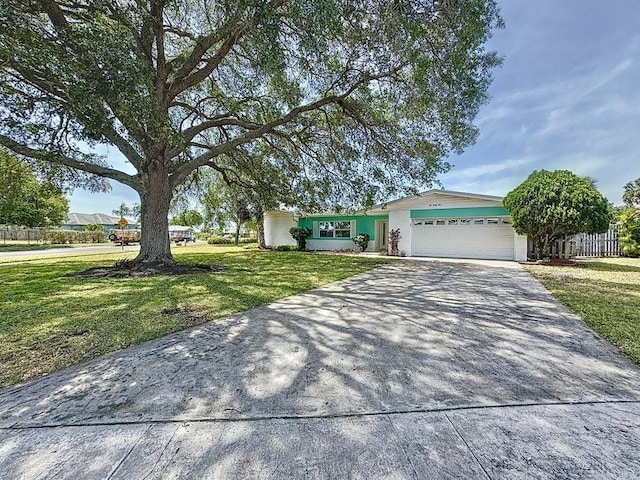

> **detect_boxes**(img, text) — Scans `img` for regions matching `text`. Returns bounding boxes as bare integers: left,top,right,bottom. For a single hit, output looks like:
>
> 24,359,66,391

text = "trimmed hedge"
42,230,106,244
207,236,255,245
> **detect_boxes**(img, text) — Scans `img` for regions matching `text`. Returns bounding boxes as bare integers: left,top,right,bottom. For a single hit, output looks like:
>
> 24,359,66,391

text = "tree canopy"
0,149,69,227
171,209,203,227
504,170,611,259
0,0,503,265
623,178,640,207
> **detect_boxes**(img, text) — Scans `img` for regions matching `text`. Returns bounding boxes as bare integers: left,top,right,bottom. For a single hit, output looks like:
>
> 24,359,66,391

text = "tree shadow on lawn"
0,252,387,386
2,260,640,476
579,260,640,273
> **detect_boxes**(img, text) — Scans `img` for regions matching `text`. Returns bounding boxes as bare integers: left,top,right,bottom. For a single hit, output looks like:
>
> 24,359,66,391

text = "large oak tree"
0,0,503,265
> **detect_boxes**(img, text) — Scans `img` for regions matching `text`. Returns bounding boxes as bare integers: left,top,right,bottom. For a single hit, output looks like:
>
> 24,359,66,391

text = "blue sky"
68,0,640,213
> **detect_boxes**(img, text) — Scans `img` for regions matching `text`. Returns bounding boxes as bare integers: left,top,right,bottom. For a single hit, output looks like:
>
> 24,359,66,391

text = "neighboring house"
62,213,139,231
264,190,528,261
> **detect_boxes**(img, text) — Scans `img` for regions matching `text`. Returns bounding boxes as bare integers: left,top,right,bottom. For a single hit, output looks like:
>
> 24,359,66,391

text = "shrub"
274,245,298,251
389,229,401,256
207,237,233,244
289,226,312,250
352,233,370,251
206,236,255,244
83,224,104,232
42,230,106,244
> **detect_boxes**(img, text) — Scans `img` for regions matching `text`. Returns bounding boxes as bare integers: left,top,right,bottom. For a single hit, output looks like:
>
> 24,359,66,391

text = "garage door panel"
412,223,514,260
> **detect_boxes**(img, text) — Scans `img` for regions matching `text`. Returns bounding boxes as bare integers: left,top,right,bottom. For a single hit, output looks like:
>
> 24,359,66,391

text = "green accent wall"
410,206,509,219
298,214,388,240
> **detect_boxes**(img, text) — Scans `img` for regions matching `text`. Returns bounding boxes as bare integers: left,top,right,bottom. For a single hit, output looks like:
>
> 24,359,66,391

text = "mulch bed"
522,258,579,266
67,261,225,279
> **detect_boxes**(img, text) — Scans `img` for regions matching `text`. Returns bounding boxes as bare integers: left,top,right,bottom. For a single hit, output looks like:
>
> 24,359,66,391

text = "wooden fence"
527,224,621,259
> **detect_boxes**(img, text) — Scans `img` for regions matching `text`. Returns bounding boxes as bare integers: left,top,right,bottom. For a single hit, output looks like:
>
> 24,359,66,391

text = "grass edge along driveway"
0,244,391,388
525,257,640,365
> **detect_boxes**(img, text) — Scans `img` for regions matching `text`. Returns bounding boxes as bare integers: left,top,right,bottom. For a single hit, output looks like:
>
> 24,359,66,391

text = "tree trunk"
134,163,174,264
256,204,266,249
234,220,240,245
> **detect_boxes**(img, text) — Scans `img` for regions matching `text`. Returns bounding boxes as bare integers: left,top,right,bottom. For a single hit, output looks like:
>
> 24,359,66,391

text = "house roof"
64,212,136,225
296,189,504,217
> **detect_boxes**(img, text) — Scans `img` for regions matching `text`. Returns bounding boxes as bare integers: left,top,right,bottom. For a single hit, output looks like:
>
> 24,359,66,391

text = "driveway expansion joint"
444,412,493,480
4,399,640,431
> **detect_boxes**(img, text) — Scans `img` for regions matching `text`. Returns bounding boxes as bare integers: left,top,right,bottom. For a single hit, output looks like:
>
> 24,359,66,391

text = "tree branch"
39,0,69,30
170,68,397,186
0,134,140,189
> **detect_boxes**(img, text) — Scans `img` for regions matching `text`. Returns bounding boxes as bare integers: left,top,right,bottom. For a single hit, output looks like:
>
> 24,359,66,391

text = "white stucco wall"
514,234,528,262
264,211,297,247
388,210,411,256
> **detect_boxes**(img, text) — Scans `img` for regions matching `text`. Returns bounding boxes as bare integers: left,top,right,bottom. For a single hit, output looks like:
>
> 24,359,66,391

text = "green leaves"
623,178,640,207
0,149,69,227
504,170,612,258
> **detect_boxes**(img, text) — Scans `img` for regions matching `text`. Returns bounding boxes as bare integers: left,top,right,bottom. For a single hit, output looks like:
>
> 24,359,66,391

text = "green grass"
0,243,75,252
525,257,640,364
0,244,391,387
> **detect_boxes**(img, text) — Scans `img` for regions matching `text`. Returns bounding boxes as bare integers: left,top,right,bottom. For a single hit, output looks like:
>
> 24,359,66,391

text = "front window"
319,221,351,238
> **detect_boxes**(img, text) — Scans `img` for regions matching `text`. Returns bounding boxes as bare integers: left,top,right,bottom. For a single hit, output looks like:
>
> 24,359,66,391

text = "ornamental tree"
0,0,503,266
504,170,612,259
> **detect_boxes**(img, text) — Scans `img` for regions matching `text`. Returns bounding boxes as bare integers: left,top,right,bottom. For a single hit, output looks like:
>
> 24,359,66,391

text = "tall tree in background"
202,174,255,245
504,170,611,260
0,0,503,266
170,210,203,227
619,177,640,256
0,149,69,227
623,178,640,207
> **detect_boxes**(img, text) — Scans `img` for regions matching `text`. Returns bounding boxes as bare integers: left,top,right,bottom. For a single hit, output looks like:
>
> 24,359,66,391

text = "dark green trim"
410,206,509,219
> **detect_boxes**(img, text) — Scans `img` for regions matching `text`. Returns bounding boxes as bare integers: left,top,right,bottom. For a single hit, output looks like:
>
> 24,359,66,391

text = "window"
413,220,423,226
487,218,499,225
334,221,352,237
460,219,471,225
318,221,351,238
448,219,458,225
424,220,434,225
319,221,334,237
436,219,446,225
473,219,485,225
501,218,512,224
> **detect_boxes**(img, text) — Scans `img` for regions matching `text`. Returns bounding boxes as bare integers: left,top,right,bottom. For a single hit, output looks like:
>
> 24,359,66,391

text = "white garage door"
411,218,515,260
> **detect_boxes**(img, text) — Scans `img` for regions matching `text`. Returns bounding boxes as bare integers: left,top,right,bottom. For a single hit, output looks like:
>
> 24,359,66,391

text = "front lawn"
0,243,74,253
525,257,640,364
0,245,390,387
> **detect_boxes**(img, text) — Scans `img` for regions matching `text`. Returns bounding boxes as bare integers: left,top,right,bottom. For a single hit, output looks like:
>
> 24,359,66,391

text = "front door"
376,220,388,251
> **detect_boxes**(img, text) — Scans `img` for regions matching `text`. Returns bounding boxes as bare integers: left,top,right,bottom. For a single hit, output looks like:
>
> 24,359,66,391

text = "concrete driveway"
1,260,639,479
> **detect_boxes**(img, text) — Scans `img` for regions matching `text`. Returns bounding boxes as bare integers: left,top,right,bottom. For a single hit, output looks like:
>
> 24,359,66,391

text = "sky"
68,0,640,214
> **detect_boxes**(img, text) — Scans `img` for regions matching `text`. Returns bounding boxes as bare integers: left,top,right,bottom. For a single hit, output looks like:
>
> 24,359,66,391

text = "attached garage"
411,217,515,260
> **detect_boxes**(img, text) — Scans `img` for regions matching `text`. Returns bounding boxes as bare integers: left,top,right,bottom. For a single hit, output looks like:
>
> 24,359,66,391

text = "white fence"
574,224,621,257
527,224,621,259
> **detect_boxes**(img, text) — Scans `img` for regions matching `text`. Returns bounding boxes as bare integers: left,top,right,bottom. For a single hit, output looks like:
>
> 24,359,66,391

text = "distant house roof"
65,213,136,225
